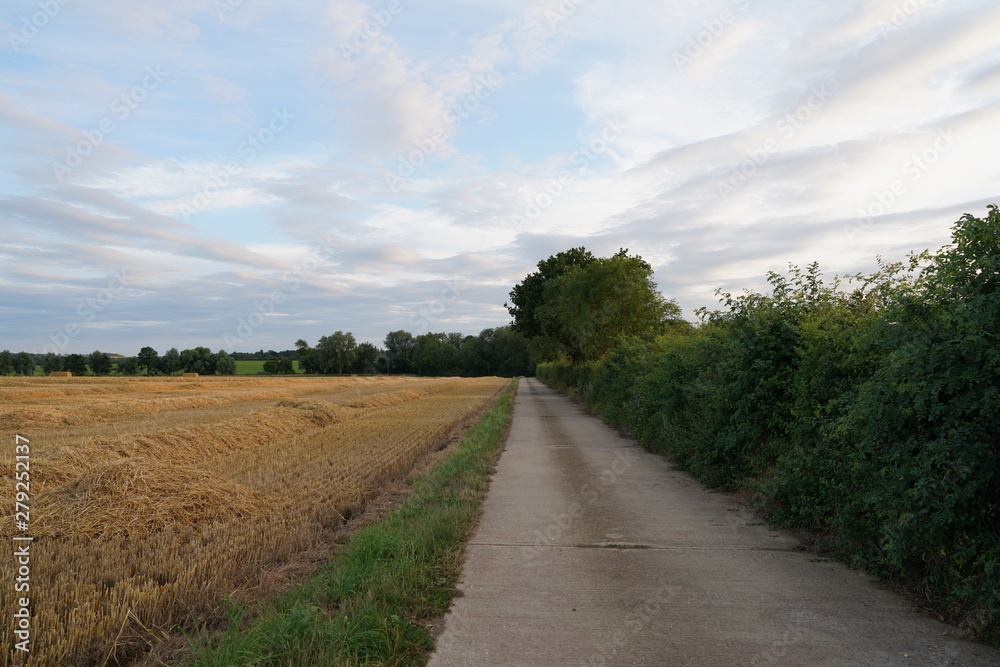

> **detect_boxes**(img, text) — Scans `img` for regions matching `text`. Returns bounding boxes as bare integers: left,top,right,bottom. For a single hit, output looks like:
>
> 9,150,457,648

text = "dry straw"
29,457,268,537
0,375,507,665
0,375,359,427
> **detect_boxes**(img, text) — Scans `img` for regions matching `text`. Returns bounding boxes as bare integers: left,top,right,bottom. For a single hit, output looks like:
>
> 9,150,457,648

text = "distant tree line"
113,347,238,376
0,348,239,376
293,325,533,377
0,325,534,378
0,351,36,376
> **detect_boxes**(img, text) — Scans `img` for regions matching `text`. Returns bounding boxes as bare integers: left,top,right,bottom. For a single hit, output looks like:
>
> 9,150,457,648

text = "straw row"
0,375,507,665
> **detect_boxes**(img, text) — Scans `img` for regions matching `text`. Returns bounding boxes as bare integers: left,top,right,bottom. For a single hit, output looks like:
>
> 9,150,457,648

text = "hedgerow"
536,205,999,642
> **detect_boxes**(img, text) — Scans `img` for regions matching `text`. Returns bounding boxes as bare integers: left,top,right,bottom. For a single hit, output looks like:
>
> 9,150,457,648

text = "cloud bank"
1,0,997,354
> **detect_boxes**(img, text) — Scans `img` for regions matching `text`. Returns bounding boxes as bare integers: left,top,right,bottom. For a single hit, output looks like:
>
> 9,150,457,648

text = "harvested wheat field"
0,374,508,666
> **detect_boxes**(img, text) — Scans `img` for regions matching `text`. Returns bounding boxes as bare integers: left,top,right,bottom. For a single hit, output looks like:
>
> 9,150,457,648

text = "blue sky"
1,0,998,355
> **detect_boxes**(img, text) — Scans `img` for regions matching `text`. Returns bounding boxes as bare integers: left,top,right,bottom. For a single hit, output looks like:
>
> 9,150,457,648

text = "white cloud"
1,0,998,353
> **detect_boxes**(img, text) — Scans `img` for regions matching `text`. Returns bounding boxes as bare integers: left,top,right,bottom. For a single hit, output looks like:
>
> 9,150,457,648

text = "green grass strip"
234,360,302,374
184,379,517,667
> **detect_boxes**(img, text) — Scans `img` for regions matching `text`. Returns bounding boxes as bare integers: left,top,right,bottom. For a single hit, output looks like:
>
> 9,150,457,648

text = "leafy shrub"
535,206,1000,642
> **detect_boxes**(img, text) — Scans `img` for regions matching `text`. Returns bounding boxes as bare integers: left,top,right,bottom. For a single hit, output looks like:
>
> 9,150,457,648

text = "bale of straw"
182,372,199,377
49,371,72,377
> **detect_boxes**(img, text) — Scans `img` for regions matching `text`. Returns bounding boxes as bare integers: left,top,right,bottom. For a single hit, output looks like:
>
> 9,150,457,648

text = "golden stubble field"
0,374,508,666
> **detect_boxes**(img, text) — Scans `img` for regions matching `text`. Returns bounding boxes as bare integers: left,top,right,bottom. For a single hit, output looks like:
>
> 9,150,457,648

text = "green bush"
832,206,1000,636
535,206,1000,642
535,361,597,398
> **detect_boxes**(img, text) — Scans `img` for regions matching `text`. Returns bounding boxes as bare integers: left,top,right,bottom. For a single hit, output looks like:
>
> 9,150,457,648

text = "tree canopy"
510,248,682,362
317,331,357,374
180,347,217,375
137,346,159,376
384,330,416,373
88,350,113,375
63,353,89,376
506,246,595,338
215,350,237,375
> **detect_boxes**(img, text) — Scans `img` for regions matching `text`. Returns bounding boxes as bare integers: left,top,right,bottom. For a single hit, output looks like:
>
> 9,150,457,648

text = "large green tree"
318,331,357,374
14,352,34,376
88,350,113,376
490,326,534,376
412,333,460,376
63,353,89,376
215,350,237,375
350,342,380,374
295,339,321,374
536,250,681,361
506,247,596,338
180,347,217,374
459,334,487,376
383,330,415,373
0,351,13,375
117,357,140,376
160,348,181,375
137,347,159,375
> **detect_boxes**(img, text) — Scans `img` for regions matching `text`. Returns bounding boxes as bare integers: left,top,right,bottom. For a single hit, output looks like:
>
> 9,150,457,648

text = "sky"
1,0,998,356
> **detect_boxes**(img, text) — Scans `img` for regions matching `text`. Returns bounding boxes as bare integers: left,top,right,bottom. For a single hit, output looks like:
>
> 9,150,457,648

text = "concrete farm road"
429,378,1000,666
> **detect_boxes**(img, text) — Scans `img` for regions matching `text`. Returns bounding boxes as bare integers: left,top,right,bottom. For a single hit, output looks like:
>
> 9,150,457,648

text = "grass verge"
182,378,517,666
